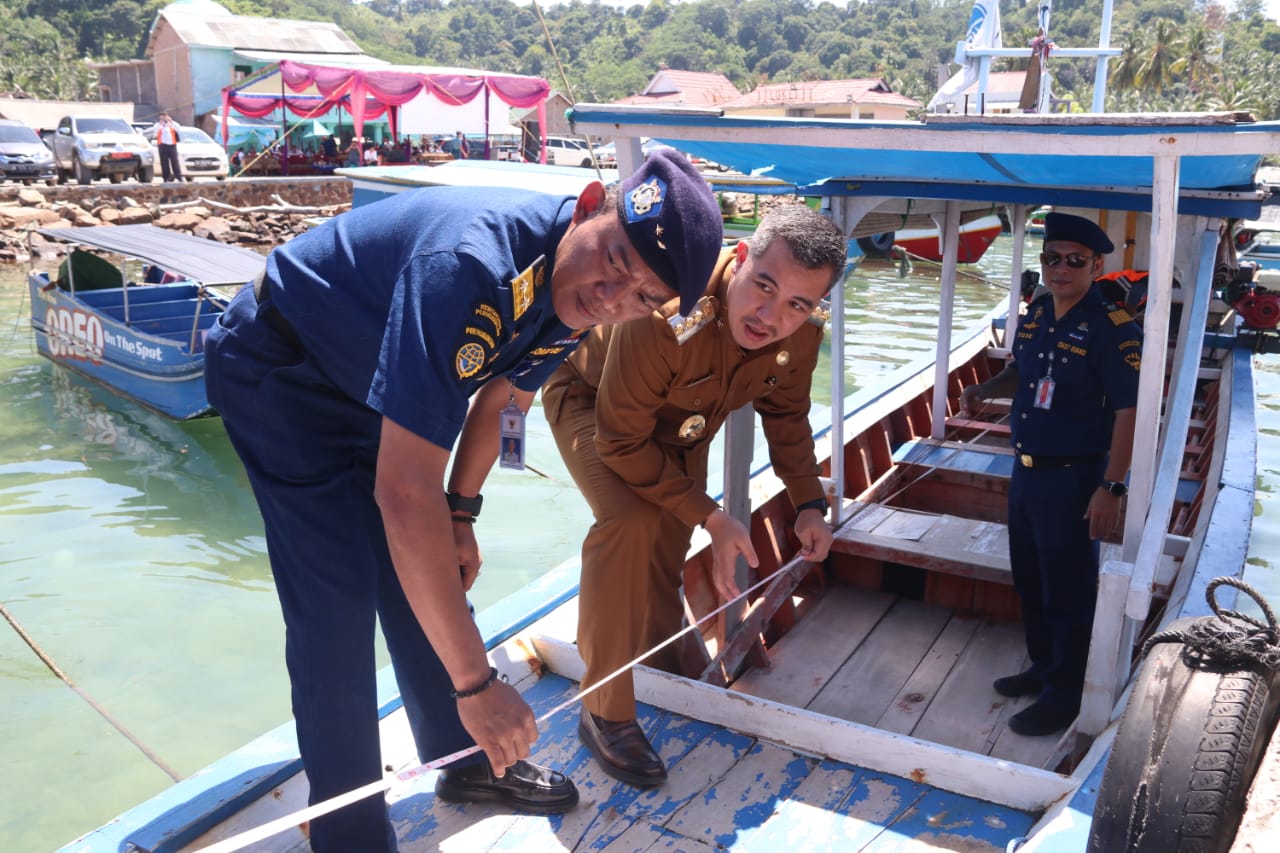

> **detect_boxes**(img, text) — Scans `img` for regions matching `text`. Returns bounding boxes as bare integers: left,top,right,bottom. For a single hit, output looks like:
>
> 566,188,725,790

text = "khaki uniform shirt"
547,250,827,528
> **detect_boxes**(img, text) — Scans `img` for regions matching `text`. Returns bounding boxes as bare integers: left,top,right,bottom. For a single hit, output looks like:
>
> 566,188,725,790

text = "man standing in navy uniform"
204,150,723,851
961,212,1141,736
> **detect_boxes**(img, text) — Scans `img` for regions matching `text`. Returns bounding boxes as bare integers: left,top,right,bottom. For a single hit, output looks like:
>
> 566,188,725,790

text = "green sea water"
1,237,1276,851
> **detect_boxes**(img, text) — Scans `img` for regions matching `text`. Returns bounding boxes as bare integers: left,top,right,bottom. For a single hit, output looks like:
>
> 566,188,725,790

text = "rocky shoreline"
1,181,804,266
0,187,349,264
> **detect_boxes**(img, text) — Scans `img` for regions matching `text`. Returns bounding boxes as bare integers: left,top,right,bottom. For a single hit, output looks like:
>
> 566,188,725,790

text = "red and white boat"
894,212,1004,263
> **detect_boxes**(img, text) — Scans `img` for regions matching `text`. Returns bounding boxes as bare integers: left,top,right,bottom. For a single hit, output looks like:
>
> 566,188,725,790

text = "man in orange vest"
154,112,181,182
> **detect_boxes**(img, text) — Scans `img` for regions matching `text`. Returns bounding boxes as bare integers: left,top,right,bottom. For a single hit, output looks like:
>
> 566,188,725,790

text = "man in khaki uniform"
543,206,846,786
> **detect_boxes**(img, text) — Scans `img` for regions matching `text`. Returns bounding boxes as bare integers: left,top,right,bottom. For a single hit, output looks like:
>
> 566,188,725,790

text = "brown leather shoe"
578,709,667,787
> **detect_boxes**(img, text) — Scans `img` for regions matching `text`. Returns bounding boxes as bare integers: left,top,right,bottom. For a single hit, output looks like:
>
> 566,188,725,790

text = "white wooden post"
1078,558,1132,735
930,200,962,439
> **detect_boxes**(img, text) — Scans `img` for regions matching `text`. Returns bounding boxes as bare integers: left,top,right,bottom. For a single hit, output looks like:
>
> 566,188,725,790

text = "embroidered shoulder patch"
455,341,488,379
510,255,546,321
1109,307,1135,326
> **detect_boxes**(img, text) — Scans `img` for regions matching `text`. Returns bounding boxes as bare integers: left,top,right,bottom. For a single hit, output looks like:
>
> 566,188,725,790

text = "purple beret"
1044,212,1114,254
617,148,723,315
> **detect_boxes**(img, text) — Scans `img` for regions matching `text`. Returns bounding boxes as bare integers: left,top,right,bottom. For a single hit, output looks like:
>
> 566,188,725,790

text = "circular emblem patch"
455,342,487,378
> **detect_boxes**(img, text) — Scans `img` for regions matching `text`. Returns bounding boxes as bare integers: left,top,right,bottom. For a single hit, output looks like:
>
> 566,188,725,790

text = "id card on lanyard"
499,388,525,470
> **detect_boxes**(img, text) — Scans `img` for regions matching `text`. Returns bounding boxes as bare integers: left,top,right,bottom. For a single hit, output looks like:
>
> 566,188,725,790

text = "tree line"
1,0,1278,120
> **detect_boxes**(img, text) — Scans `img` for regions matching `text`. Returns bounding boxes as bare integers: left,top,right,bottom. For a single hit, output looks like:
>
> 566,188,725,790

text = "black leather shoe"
434,758,578,814
578,709,667,787
1008,697,1078,737
993,670,1043,698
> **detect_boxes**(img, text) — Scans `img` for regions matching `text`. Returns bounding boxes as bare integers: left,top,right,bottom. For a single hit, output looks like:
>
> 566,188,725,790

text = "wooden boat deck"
731,587,1060,770
353,668,1038,852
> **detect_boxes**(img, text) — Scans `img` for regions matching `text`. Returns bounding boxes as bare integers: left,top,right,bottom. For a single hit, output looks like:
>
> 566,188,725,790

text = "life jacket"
1096,269,1150,319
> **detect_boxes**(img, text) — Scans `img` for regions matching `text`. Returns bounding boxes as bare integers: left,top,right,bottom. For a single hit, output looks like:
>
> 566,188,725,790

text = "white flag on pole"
927,0,1003,111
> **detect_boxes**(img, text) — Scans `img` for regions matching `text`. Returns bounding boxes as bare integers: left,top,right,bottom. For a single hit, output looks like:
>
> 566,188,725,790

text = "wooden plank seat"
943,415,1012,437
832,502,1013,584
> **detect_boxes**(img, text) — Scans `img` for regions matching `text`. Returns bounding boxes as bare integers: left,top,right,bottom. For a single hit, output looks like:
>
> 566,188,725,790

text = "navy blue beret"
617,148,723,315
1044,212,1114,254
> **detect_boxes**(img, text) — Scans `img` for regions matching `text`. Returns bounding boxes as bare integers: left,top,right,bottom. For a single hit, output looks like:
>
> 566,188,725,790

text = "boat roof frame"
36,224,267,289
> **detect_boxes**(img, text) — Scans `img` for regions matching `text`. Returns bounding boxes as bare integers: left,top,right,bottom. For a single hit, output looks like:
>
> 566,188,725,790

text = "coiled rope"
1142,577,1280,671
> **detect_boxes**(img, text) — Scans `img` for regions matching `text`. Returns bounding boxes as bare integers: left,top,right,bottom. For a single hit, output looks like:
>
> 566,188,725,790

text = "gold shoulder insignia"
509,255,546,321
807,299,831,328
667,296,717,345
1108,307,1134,326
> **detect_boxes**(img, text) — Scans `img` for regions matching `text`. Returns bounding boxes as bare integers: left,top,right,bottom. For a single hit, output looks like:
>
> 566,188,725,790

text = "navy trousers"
206,286,475,852
1006,461,1104,706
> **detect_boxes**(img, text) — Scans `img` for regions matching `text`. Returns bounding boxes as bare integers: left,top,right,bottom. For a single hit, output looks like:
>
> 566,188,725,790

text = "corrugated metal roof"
0,97,134,130
155,11,362,54
230,50,387,67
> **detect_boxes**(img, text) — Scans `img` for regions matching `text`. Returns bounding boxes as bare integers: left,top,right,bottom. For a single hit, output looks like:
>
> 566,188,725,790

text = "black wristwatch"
446,491,483,517
1100,480,1128,497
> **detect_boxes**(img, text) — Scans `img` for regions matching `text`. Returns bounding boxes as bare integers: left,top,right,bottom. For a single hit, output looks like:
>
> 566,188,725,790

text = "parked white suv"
51,115,155,185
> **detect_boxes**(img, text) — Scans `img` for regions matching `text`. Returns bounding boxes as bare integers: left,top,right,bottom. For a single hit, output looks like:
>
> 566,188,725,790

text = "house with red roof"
721,78,921,121
614,69,742,107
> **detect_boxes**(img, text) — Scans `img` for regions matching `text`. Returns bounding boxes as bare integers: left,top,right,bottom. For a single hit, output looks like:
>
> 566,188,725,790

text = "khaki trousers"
545,379,704,721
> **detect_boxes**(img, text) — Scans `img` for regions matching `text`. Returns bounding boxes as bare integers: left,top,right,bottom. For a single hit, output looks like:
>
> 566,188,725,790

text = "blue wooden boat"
27,225,266,420
55,106,1280,852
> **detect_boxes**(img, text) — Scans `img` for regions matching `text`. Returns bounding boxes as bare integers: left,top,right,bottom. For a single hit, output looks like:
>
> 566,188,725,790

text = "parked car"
50,115,155,185
540,135,594,167
143,124,229,181
0,118,57,186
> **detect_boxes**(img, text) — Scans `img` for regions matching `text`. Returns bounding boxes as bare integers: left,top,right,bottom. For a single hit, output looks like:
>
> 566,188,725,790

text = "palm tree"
1134,20,1180,96
1172,25,1220,94
1108,30,1144,93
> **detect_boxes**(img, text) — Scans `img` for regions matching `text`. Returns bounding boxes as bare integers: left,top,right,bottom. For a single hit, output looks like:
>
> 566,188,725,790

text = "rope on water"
0,600,182,782
1141,577,1280,671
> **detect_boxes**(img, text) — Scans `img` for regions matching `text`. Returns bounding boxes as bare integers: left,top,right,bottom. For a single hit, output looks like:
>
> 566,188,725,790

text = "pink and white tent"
221,60,550,155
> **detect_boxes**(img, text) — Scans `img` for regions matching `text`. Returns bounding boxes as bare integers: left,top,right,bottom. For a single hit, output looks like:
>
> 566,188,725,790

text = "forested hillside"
2,0,1278,118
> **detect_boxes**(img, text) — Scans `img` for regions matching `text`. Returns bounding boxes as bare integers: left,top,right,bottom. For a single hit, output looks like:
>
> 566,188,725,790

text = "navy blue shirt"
263,187,584,449
1010,284,1142,456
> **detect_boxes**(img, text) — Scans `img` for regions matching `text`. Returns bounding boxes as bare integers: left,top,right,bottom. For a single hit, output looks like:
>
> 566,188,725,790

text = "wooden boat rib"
61,110,1280,851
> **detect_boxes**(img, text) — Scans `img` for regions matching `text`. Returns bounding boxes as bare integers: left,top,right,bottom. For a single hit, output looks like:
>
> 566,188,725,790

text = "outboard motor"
1226,268,1280,331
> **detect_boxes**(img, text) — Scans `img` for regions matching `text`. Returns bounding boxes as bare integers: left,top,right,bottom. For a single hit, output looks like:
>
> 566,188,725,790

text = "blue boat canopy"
37,224,266,288
568,106,1279,218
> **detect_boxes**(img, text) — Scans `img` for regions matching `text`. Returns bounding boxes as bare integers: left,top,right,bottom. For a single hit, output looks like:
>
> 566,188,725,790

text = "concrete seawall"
0,175,351,210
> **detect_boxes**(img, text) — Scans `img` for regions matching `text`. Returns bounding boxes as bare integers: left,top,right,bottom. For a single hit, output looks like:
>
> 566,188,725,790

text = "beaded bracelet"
451,666,498,699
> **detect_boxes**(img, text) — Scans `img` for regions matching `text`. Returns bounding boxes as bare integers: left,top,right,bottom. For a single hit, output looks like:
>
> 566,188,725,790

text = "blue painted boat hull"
27,274,224,420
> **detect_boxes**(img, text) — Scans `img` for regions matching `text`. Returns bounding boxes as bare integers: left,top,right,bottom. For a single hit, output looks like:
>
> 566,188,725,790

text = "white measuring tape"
197,552,816,853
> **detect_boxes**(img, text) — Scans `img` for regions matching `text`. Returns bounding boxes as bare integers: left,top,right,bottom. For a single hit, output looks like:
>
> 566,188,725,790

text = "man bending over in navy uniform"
204,150,723,852
961,212,1141,737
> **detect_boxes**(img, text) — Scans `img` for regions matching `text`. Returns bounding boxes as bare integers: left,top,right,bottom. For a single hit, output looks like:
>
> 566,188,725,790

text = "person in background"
321,133,339,160
154,112,181,182
204,150,723,852
345,136,363,167
960,212,1142,737
543,205,845,786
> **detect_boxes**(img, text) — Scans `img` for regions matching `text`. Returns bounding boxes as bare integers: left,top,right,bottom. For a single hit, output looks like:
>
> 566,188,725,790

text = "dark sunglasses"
1040,252,1097,269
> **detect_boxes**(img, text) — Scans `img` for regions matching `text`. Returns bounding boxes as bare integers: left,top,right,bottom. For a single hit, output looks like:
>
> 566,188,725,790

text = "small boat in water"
27,224,266,419
893,212,1004,263
60,106,1280,853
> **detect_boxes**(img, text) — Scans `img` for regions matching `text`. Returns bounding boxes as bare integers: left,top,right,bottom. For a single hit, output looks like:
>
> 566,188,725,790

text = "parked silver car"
50,115,155,185
0,118,56,185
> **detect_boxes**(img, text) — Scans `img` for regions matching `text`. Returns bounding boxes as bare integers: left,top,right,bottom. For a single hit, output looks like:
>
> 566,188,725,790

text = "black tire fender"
857,231,896,258
1089,617,1280,852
